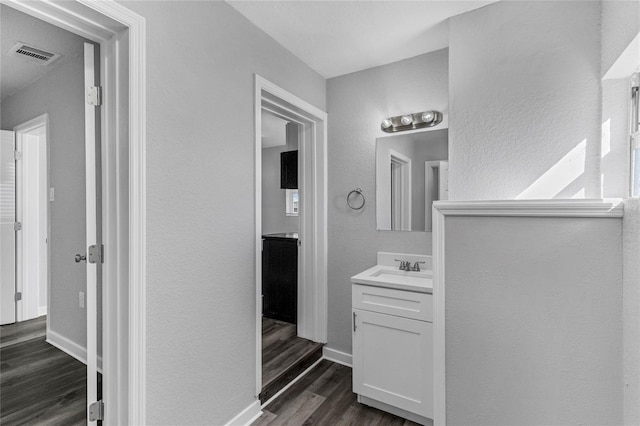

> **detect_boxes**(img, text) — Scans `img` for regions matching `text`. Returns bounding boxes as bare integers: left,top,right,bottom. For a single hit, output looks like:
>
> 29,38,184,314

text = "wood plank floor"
1,316,87,425
261,317,323,402
254,359,423,426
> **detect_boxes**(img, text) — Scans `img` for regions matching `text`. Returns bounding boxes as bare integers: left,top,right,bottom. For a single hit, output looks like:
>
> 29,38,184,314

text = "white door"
84,42,102,423
0,130,16,325
353,309,433,418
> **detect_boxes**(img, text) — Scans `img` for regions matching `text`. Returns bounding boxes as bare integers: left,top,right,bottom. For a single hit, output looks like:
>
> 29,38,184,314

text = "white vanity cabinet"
352,283,433,424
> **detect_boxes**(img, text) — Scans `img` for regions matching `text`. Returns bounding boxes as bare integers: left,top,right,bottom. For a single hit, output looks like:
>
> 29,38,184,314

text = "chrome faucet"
411,261,426,272
394,259,411,271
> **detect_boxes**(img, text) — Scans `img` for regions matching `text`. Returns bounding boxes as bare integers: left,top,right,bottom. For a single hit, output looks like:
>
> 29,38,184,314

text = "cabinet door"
262,238,297,323
353,309,433,418
280,150,298,189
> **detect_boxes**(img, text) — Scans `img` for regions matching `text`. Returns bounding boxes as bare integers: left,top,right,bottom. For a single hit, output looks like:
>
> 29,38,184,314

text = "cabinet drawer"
352,284,432,322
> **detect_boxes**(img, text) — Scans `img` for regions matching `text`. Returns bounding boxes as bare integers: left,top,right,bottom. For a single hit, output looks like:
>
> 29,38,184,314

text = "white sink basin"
351,264,433,293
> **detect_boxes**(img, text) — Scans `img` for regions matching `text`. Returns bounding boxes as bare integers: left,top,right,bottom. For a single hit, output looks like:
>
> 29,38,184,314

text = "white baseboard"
323,347,353,367
46,328,102,372
224,400,262,426
38,306,47,317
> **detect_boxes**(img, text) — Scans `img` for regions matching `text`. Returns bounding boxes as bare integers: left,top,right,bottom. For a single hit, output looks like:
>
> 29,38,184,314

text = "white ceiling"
227,0,497,79
262,109,289,148
1,4,87,102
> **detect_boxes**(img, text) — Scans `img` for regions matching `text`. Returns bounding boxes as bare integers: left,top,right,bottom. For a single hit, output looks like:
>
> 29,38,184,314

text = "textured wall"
326,49,448,355
601,3,640,424
120,1,325,424
623,200,640,425
448,1,601,200
1,34,89,349
445,215,623,425
601,0,640,77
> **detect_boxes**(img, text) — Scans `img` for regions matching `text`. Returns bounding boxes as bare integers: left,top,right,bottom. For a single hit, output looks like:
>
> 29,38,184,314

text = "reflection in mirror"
376,129,448,232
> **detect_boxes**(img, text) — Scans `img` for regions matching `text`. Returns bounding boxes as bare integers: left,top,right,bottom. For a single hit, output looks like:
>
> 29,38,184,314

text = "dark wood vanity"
262,233,298,324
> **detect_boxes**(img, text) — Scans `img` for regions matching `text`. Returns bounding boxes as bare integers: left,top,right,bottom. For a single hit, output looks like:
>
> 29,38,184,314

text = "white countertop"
351,264,433,294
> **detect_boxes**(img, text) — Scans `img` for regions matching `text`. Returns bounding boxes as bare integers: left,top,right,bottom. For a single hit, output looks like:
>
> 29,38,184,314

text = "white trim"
322,347,353,367
254,75,328,396
432,206,446,426
2,1,147,424
433,199,624,217
46,328,103,372
38,306,47,317
224,400,262,426
84,42,99,424
430,199,625,426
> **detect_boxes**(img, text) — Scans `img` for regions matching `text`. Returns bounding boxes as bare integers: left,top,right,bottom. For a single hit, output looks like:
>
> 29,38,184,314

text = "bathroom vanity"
351,252,433,425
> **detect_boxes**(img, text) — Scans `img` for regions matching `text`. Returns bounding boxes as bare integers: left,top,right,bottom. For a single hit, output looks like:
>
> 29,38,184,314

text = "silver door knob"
75,254,86,263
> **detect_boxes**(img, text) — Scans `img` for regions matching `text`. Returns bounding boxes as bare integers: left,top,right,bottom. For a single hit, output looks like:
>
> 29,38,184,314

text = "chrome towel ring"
347,188,365,210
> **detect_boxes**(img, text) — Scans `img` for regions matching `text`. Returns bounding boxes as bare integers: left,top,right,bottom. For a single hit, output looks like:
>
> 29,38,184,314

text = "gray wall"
601,2,640,424
326,49,448,355
119,1,325,424
601,0,640,76
445,215,623,425
623,200,640,425
1,25,89,350
448,1,602,200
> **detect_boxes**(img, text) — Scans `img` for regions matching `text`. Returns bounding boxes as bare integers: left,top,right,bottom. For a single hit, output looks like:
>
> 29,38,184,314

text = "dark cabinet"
262,234,297,324
280,150,298,189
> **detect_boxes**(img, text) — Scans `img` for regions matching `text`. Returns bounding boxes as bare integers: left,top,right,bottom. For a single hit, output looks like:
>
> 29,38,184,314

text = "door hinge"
14,222,22,231
89,400,104,422
15,292,22,302
87,86,102,106
14,150,22,160
88,244,103,264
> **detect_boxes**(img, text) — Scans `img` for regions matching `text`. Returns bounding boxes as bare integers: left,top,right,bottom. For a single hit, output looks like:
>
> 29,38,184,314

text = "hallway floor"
254,359,422,425
261,317,323,402
0,316,86,425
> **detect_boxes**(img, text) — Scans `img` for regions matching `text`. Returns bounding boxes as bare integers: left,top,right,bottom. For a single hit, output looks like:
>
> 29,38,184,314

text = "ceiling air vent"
7,42,62,66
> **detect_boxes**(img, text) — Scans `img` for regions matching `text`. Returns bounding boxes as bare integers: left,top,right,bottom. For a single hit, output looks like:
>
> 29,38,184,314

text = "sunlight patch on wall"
602,118,611,158
517,139,587,199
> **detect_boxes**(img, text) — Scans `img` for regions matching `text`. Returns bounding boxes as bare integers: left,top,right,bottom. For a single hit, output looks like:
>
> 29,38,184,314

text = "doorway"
14,115,48,324
254,75,328,402
0,0,145,423
1,8,100,422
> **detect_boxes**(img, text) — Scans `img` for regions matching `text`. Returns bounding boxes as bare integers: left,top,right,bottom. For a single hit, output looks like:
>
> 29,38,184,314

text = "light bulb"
421,111,435,123
400,115,413,126
381,118,393,129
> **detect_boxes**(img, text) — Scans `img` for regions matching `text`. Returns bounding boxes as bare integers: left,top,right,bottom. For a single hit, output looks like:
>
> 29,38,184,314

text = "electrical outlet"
79,291,85,309
49,187,55,201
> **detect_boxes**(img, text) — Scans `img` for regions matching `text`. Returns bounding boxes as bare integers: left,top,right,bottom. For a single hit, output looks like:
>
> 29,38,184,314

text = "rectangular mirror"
376,129,448,232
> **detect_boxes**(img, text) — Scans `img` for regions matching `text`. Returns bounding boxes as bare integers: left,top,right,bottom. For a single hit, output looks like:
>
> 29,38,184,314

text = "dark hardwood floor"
254,359,422,426
261,317,323,403
1,316,87,425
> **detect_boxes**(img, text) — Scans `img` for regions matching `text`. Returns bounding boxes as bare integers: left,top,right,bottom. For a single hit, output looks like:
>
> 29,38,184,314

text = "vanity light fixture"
380,110,443,133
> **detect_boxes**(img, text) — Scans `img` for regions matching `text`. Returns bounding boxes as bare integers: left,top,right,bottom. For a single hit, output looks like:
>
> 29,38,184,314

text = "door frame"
254,75,328,396
14,113,49,322
2,1,147,423
389,149,412,231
